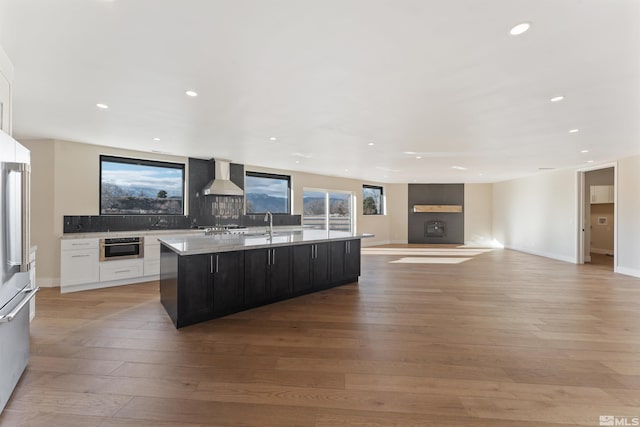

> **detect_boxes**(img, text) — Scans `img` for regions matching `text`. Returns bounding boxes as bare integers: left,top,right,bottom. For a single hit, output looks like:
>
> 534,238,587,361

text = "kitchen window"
245,171,291,214
100,155,185,215
363,185,384,215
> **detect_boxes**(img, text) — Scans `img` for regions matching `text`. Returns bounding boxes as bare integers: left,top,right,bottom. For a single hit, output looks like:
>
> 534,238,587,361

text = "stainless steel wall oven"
100,237,144,261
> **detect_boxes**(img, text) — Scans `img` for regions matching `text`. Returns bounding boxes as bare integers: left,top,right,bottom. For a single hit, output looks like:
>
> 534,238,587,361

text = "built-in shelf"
412,205,463,213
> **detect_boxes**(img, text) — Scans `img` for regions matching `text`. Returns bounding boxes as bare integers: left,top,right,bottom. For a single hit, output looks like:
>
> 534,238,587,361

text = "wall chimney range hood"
202,159,243,196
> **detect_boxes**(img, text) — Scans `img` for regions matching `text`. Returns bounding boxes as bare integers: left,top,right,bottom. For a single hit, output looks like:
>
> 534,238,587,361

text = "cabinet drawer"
100,259,143,282
61,238,99,250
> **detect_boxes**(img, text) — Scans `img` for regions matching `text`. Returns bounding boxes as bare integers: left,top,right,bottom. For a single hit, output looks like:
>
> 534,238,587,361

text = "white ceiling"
1,0,639,183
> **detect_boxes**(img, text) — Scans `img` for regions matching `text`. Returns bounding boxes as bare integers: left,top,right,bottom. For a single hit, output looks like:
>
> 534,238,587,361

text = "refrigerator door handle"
0,287,39,323
3,162,31,272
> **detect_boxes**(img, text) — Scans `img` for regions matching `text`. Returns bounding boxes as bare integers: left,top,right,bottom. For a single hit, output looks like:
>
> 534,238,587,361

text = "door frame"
576,162,617,267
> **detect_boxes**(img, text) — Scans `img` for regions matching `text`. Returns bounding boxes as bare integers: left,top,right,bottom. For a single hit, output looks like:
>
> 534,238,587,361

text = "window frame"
244,171,292,215
99,155,186,216
362,184,384,216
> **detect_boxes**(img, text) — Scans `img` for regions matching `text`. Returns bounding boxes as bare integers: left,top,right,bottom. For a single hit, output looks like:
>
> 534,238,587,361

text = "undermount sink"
245,231,286,237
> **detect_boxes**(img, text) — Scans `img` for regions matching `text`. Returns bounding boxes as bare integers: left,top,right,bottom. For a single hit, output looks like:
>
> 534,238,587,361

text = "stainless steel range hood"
202,159,243,196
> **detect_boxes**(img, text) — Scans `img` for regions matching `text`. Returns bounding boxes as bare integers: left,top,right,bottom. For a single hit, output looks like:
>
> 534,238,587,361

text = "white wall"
464,183,493,246
386,183,408,244
492,169,578,263
616,155,640,277
245,164,402,246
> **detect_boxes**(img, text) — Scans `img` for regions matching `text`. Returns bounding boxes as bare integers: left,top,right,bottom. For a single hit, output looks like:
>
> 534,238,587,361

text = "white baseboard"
590,247,614,255
615,266,640,278
60,275,159,294
36,277,59,287
505,245,577,264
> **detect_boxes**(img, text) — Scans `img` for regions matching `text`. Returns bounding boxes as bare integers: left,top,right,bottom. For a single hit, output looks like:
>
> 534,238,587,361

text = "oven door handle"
0,287,39,323
101,241,143,247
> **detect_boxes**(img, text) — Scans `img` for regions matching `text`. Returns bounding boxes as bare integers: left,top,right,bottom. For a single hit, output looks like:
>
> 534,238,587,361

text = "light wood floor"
2,246,640,426
589,252,614,269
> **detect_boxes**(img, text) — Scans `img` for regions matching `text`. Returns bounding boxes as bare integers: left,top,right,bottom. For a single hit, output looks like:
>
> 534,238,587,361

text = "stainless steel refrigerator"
0,130,38,413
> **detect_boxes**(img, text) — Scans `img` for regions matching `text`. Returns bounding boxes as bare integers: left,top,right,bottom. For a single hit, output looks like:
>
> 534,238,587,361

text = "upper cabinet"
590,185,614,204
0,43,14,135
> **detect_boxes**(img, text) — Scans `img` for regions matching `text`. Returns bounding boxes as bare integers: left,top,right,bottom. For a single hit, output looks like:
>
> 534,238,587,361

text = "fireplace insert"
425,220,446,238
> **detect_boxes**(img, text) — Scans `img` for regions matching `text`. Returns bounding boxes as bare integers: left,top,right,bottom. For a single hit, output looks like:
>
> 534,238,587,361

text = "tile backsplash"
63,215,192,233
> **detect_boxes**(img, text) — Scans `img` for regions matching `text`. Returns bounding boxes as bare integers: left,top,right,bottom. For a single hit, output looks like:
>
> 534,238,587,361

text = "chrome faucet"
264,211,273,238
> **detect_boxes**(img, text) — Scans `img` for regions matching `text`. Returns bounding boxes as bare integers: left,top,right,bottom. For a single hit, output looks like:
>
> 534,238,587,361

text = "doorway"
579,167,615,270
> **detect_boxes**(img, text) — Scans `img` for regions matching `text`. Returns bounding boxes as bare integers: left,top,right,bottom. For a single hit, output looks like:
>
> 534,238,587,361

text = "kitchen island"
159,230,372,328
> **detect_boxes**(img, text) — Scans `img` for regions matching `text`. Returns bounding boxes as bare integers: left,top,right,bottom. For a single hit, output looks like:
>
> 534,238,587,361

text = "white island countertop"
159,230,374,256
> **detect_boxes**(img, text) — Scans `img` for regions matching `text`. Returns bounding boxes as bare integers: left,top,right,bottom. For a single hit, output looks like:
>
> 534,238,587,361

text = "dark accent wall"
408,184,464,244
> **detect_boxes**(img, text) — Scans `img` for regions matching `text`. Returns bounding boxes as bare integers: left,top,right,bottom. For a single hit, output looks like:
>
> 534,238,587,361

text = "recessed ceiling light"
185,90,198,97
295,160,300,164
153,137,161,141
451,166,467,170
96,103,109,109
550,96,564,102
345,169,349,172
415,156,422,159
368,142,375,146
510,22,531,36
403,151,417,155
569,129,580,133
581,149,589,153
587,160,594,163
269,137,277,141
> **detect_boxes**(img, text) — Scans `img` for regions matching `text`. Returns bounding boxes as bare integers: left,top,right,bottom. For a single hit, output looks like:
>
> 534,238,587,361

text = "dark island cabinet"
160,238,363,329
161,246,245,328
179,254,214,326
244,249,268,306
292,242,331,293
212,251,245,315
330,239,361,284
244,246,292,306
344,239,361,278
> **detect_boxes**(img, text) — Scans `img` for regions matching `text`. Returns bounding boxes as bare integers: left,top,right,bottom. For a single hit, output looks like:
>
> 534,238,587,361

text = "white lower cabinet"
100,259,144,282
61,239,100,288
143,241,161,276
61,233,192,293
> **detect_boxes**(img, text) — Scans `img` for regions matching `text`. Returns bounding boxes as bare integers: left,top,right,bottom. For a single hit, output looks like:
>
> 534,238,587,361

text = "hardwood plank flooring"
2,245,640,426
